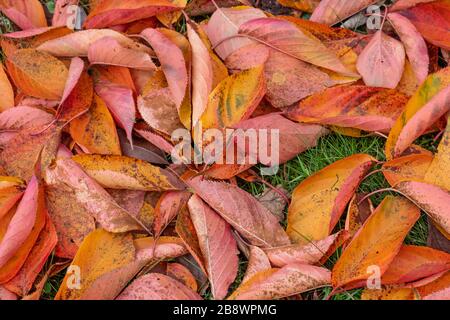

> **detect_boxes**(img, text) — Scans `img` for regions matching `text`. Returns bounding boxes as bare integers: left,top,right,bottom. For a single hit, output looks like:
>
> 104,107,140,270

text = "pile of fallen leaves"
0,0,449,301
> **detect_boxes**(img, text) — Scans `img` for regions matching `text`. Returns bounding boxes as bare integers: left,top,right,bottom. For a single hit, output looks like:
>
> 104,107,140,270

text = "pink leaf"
238,18,355,75
116,273,202,300
188,195,238,300
141,28,187,109
44,158,142,233
187,24,214,126
37,29,151,57
0,106,54,131
4,217,58,296
134,237,188,262
1,7,35,30
0,176,39,268
188,176,291,248
95,81,136,146
234,113,328,165
356,30,406,89
52,0,79,27
230,263,331,300
265,231,348,267
206,7,267,60
311,0,378,25
88,37,156,71
242,246,271,284
388,12,429,84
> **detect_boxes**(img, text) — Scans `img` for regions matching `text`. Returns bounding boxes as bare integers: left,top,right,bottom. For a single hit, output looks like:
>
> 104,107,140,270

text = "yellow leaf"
199,66,266,130
287,154,375,244
72,154,184,191
55,229,135,300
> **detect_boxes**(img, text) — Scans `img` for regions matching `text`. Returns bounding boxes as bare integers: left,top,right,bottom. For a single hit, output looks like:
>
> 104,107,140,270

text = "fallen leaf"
239,17,355,75
0,178,46,283
265,231,349,267
44,158,142,234
229,263,331,300
398,1,450,50
55,229,136,300
242,246,271,283
88,37,156,71
84,0,184,29
0,0,47,29
0,64,14,112
188,176,290,248
310,0,378,25
175,206,207,275
199,66,266,130
153,191,191,236
6,48,68,100
3,216,57,296
356,30,406,89
286,86,408,133
70,94,122,155
116,273,202,300
206,6,267,60
37,29,151,57
381,245,450,285
188,195,239,299
287,154,375,244
395,180,450,235
386,67,450,159
332,196,420,289
94,81,136,146
388,12,429,84
382,153,434,186
141,28,188,110
424,116,450,190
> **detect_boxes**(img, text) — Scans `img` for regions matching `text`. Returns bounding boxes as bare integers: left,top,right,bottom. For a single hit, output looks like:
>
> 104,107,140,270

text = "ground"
0,0,439,301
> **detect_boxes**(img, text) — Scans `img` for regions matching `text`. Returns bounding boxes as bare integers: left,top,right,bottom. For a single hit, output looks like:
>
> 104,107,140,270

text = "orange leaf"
332,196,420,289
6,49,68,100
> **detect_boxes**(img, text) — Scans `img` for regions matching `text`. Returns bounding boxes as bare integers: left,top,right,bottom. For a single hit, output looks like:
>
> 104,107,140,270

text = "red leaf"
356,31,406,89
399,1,450,50
188,176,290,248
4,216,57,296
382,245,450,285
84,0,184,29
0,176,39,268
